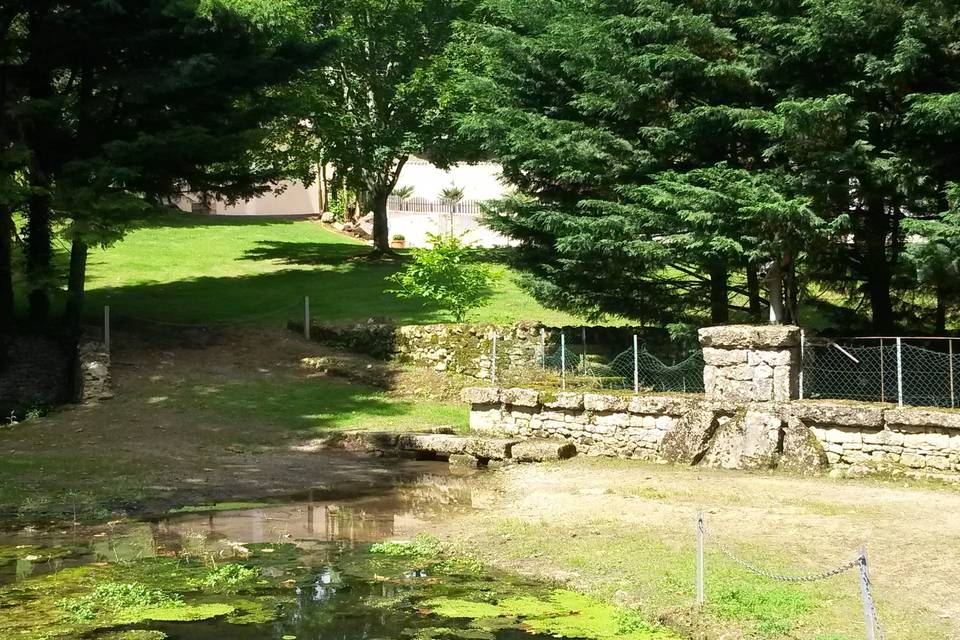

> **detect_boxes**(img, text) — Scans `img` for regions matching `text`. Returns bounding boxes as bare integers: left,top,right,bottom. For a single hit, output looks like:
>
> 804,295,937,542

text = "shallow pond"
1,468,674,640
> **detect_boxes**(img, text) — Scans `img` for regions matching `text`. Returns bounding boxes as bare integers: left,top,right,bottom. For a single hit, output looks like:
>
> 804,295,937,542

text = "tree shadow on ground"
241,240,374,267
136,212,305,230
83,266,444,327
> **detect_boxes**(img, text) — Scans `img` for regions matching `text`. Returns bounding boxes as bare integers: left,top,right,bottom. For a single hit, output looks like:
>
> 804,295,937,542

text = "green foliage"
387,233,498,321
393,185,416,201
448,0,960,330
369,534,442,557
59,583,184,622
191,564,260,594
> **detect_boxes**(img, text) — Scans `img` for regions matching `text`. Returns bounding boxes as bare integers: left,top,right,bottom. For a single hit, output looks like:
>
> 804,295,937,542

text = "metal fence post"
560,332,566,390
581,327,587,375
633,334,639,394
695,511,705,607
879,338,885,403
799,329,805,400
103,305,111,354
540,327,546,369
303,296,311,341
491,332,498,385
858,547,877,640
950,339,955,409
896,338,904,408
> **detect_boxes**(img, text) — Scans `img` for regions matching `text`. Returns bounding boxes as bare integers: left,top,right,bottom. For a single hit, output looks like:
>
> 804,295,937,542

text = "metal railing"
801,334,958,408
387,195,485,215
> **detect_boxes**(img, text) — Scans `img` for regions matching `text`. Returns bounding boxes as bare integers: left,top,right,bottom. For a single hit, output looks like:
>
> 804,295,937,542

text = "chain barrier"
697,515,886,639
702,521,861,583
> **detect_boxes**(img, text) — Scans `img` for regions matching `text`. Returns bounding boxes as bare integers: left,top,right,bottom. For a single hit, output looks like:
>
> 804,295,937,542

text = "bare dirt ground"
429,460,960,640
1,329,460,521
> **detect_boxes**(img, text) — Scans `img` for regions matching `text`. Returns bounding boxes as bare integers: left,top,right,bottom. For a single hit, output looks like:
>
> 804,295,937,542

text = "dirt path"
1,329,457,522
428,460,960,640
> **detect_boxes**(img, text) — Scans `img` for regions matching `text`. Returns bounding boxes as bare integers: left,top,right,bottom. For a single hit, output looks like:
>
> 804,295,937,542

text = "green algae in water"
423,590,680,640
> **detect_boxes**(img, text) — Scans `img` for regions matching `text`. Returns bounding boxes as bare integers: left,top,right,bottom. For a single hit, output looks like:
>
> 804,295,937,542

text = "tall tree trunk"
935,286,947,334
860,199,895,331
65,236,88,338
371,189,390,254
708,263,729,324
0,205,14,334
746,262,762,322
25,176,52,326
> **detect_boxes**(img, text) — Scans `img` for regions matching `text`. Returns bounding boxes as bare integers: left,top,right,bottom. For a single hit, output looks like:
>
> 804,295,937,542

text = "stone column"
698,325,800,403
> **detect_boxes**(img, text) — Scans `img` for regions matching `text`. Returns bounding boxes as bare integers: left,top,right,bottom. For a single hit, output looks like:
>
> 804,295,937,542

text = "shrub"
386,233,497,321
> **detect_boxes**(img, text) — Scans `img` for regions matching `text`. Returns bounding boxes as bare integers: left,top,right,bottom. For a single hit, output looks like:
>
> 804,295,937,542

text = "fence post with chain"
858,547,879,640
896,337,904,407
303,296,311,341
695,511,705,607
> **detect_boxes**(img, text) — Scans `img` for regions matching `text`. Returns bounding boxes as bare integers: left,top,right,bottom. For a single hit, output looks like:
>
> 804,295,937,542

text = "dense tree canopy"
449,0,960,331
0,0,326,333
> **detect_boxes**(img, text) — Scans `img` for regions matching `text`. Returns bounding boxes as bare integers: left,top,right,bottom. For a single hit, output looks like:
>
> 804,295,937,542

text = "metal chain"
858,552,887,640
702,523,861,583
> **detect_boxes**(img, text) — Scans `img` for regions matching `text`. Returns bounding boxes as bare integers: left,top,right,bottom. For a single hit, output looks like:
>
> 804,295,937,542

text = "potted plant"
390,234,407,249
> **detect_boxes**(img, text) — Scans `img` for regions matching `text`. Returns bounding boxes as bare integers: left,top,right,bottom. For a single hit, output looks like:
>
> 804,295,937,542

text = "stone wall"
700,325,800,402
463,387,960,477
76,341,112,404
296,320,679,380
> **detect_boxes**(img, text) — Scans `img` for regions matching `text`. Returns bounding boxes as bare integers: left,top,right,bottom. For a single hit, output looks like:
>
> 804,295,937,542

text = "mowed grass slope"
78,213,587,327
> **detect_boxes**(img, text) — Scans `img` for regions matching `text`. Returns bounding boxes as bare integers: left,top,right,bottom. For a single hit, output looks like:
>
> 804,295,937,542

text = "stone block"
466,437,517,460
397,433,469,455
503,387,541,407
884,408,960,431
658,409,718,465
627,395,698,416
583,393,628,412
779,417,828,473
790,402,885,428
543,392,584,410
469,408,506,435
752,363,774,381
461,387,501,405
510,439,578,462
698,324,801,349
702,347,749,366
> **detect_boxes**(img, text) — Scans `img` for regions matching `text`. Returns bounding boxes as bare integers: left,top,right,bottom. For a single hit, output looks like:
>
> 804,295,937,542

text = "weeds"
59,582,184,622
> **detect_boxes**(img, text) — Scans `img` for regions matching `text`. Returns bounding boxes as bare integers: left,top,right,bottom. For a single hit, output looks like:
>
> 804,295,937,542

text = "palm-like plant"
439,184,466,236
392,185,415,210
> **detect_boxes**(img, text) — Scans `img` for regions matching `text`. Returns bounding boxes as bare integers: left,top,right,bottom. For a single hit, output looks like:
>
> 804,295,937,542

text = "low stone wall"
76,341,112,404
464,387,960,476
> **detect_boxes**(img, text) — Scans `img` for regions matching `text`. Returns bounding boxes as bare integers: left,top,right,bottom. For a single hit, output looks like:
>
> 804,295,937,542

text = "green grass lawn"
71,213,588,327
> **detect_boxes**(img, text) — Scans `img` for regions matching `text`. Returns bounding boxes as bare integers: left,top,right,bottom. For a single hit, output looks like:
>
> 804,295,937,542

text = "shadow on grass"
134,211,307,229
84,266,444,327
184,376,467,436
241,240,374,267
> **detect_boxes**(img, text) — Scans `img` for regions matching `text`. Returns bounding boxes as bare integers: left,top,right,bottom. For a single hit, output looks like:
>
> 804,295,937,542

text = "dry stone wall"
700,325,800,402
463,387,960,477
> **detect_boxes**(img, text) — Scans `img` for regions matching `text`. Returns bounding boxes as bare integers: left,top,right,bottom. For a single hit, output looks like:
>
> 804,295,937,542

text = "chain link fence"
491,329,704,394
802,336,959,408
696,513,885,640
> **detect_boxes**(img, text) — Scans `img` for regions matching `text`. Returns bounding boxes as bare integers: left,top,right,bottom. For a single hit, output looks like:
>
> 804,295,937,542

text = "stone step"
339,430,577,466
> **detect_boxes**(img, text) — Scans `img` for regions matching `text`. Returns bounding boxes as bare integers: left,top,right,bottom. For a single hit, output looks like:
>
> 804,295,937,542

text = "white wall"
394,158,508,201
177,180,320,216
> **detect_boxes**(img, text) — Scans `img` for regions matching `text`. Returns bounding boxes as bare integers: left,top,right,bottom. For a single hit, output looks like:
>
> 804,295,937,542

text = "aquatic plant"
191,563,260,594
370,534,442,557
59,582,184,622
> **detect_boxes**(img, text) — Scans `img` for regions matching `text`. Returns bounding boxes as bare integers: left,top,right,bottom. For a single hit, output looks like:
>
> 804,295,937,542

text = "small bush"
386,233,497,322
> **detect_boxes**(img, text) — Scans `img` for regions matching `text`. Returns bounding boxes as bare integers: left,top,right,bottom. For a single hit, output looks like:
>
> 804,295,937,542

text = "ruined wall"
464,387,960,477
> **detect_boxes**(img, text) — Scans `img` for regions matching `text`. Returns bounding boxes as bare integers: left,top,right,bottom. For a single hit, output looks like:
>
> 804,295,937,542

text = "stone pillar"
698,325,800,403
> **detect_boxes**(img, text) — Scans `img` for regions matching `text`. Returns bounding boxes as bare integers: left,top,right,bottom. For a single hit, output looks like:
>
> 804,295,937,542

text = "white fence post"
633,334,639,394
896,338,904,408
799,329,805,400
540,327,546,369
879,338,885,403
858,547,878,640
303,296,311,341
491,332,498,385
950,339,955,409
103,305,111,354
581,327,587,375
560,332,566,390
695,511,705,607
